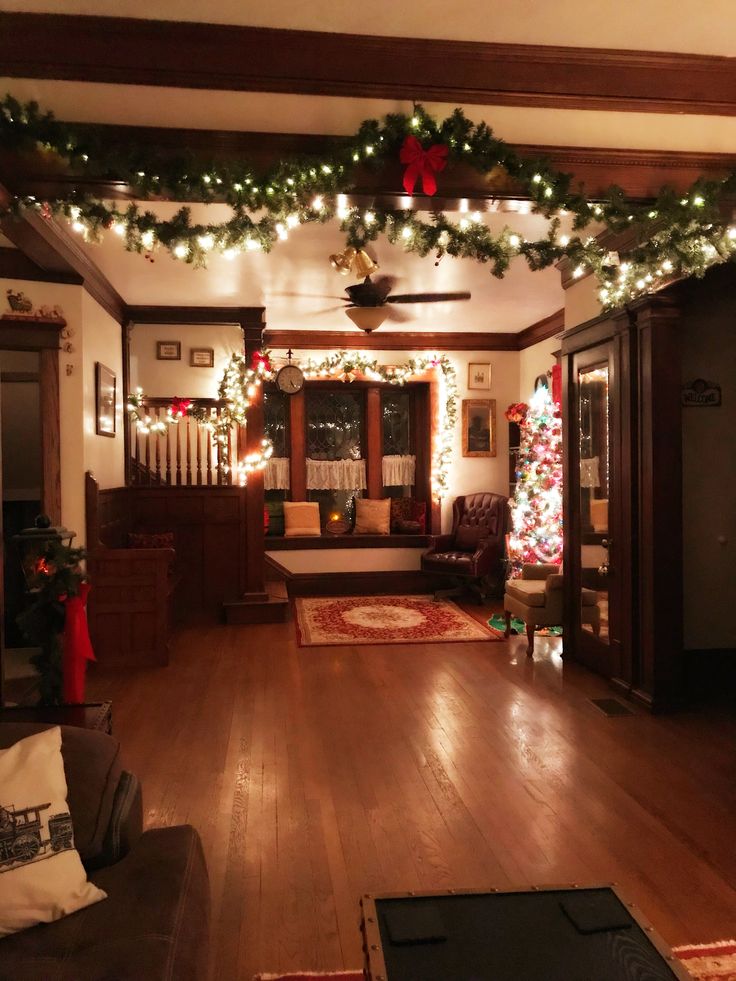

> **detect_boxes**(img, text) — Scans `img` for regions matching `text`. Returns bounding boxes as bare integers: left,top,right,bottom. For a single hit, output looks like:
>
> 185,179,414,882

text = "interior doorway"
0,349,43,703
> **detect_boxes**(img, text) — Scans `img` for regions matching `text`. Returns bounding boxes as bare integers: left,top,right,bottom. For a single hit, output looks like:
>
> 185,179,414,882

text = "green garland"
2,95,735,309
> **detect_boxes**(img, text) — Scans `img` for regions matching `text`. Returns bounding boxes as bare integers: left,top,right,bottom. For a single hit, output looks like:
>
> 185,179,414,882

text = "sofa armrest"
89,770,142,870
521,563,560,580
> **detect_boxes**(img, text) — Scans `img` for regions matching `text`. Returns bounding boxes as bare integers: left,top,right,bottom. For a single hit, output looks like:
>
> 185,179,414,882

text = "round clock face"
276,363,304,395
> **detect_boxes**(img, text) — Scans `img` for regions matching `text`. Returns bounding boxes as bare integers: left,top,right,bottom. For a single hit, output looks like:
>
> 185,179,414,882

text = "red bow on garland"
400,135,448,196
170,397,192,418
251,350,271,373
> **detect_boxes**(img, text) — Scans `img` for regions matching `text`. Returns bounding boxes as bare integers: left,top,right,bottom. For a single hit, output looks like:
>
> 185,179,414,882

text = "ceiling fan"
303,274,472,333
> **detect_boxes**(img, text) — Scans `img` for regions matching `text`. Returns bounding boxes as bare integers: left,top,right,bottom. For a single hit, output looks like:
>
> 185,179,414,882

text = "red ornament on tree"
400,135,448,196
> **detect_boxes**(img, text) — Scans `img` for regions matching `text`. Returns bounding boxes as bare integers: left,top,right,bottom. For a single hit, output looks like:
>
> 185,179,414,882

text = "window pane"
263,387,289,459
381,390,412,456
307,390,362,460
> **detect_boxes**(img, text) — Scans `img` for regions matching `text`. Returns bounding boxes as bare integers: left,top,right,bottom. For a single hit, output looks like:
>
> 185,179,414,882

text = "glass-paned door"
571,344,623,679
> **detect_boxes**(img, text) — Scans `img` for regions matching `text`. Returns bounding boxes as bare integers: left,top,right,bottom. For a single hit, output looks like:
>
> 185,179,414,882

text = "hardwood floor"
88,617,736,980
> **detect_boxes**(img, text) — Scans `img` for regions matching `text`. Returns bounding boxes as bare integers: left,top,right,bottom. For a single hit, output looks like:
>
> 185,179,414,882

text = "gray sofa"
0,723,210,981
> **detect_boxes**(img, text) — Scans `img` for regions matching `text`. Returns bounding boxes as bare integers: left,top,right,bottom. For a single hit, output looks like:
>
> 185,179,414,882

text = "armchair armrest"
545,573,564,592
521,563,560,580
472,536,503,578
426,534,455,554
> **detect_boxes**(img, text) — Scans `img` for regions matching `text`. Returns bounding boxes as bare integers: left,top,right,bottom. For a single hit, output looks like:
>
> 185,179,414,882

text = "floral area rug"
488,613,562,637
294,595,499,647
254,944,736,980
673,940,736,980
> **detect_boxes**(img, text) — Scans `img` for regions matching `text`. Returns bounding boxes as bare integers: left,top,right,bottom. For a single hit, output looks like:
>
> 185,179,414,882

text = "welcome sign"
682,378,722,407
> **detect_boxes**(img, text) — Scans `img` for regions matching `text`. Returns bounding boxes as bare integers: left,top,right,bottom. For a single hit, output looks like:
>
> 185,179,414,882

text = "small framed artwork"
462,399,496,457
190,347,215,368
468,362,492,390
156,340,181,361
95,362,116,438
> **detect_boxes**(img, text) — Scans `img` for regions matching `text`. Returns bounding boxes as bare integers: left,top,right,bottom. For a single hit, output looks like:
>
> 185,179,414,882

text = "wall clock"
275,351,304,395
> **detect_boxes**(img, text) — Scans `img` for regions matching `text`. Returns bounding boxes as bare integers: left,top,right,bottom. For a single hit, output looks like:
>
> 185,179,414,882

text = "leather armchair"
421,492,508,599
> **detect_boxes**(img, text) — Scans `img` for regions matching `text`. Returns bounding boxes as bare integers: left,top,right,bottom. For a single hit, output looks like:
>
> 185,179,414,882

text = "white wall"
287,345,518,533
81,291,125,492
565,275,602,330
680,285,736,651
129,322,244,398
519,335,560,401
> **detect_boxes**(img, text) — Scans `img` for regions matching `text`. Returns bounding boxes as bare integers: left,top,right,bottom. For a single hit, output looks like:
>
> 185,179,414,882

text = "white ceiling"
3,0,736,55
70,205,570,332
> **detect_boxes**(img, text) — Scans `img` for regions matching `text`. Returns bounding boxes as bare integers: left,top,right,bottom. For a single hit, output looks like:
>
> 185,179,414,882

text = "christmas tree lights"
507,387,563,575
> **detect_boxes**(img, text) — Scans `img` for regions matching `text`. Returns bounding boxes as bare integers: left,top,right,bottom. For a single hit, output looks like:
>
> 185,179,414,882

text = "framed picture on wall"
190,347,215,368
462,399,496,457
467,362,492,390
95,362,116,438
156,340,181,361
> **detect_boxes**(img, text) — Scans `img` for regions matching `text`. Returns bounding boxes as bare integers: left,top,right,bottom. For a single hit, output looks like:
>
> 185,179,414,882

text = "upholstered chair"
421,492,508,600
504,563,600,656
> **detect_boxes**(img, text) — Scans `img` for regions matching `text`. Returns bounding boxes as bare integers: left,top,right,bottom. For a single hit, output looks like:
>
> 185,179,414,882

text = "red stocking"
62,582,96,704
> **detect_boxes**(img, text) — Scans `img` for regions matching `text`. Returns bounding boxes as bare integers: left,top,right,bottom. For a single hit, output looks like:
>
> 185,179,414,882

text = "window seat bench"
265,533,431,550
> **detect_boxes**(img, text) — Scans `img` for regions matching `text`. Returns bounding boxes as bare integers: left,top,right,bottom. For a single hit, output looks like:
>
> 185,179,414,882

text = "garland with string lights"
2,95,736,309
126,349,456,496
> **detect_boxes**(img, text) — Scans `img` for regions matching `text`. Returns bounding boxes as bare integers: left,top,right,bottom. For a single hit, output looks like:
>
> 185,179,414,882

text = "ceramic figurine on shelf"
6,288,32,313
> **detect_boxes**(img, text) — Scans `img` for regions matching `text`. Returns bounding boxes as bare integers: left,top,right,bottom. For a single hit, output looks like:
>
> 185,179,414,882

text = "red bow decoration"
62,582,96,704
170,397,192,418
251,350,271,373
400,135,448,196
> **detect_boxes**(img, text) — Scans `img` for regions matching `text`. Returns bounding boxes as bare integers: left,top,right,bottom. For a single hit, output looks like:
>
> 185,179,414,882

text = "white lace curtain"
306,458,367,490
264,457,290,490
382,454,416,487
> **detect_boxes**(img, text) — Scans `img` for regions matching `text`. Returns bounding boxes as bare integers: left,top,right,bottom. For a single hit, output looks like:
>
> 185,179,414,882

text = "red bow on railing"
400,135,448,196
251,350,271,373
170,397,192,418
62,582,95,704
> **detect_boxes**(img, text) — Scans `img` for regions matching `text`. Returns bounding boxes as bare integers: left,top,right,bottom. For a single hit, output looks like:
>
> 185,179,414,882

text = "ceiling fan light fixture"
345,306,388,333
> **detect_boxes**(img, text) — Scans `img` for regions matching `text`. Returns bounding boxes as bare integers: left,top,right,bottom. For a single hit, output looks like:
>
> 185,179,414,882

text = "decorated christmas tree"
506,386,563,576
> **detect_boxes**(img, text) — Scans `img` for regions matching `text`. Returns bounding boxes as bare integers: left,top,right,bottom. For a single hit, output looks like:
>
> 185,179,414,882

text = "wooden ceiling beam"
0,184,126,322
2,13,735,116
2,126,734,203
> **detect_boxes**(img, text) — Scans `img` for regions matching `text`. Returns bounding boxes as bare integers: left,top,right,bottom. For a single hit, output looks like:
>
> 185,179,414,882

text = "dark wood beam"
2,124,734,202
126,305,265,326
2,13,735,116
263,330,520,352
0,185,126,322
517,308,565,350
0,246,82,285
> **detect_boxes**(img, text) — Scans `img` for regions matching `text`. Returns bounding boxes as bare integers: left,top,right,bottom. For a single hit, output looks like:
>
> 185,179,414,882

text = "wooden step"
222,595,290,625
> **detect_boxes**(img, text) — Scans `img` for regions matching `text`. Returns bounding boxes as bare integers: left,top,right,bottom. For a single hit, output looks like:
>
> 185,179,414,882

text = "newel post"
241,315,268,599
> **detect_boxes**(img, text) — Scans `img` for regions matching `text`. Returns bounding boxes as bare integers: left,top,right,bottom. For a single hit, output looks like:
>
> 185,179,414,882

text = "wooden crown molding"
2,13,735,116
264,329,544,352
516,309,565,350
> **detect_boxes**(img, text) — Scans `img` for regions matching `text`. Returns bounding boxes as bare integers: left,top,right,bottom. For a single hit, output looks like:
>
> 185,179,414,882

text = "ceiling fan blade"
371,274,398,299
388,291,472,304
269,291,347,301
385,304,412,323
306,305,349,316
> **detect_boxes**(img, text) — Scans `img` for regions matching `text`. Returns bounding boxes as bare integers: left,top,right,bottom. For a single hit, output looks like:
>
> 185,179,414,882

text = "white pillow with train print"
0,726,106,937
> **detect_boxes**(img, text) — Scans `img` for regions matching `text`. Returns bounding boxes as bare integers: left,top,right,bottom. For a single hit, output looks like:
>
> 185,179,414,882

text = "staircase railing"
129,398,239,486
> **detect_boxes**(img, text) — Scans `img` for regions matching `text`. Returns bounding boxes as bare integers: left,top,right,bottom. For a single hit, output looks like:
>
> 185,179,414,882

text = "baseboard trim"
286,569,437,597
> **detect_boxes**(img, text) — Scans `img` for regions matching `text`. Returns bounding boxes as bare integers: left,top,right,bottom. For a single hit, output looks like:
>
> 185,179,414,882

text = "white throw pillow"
283,501,321,536
0,726,106,936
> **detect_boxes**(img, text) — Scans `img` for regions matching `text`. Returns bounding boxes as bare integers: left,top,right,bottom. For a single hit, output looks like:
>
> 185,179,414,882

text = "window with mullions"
306,389,364,524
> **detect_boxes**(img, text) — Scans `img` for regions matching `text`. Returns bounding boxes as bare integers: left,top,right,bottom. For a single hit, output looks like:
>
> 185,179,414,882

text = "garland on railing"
126,351,275,483
126,349,456,495
2,95,736,309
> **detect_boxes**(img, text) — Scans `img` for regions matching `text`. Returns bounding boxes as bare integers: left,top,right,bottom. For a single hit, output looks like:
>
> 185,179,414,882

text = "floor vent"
591,697,635,717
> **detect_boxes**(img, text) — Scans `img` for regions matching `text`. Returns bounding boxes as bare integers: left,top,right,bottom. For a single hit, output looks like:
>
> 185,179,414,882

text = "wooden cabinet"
561,295,683,710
